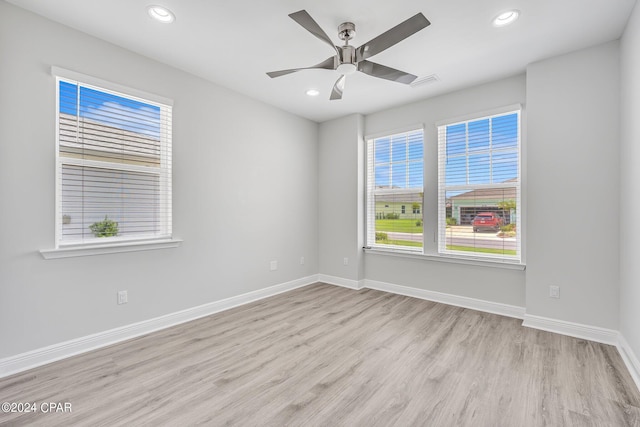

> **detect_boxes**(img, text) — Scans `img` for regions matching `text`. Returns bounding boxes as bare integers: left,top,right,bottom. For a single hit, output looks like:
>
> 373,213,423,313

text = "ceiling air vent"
411,74,440,87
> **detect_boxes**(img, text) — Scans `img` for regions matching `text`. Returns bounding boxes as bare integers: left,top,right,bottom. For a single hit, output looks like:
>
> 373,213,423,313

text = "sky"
374,130,424,189
373,113,519,190
444,113,519,187
59,80,161,139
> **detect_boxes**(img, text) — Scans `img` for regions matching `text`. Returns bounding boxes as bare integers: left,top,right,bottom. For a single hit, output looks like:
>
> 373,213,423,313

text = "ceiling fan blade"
358,60,417,84
356,13,430,62
330,75,346,100
267,56,337,78
289,10,339,55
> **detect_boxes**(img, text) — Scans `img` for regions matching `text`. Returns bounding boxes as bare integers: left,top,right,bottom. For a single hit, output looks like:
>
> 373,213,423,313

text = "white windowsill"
363,247,526,271
40,238,183,259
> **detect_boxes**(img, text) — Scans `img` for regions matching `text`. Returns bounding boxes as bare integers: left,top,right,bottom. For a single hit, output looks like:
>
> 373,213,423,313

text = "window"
54,70,172,248
366,129,424,250
438,110,521,261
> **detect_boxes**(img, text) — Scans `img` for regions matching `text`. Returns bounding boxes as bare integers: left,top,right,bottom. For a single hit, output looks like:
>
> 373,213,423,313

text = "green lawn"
384,239,423,247
376,219,423,234
446,245,517,256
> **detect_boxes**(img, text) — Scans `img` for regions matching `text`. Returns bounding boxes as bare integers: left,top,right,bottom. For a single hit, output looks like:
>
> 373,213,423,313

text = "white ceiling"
7,0,637,122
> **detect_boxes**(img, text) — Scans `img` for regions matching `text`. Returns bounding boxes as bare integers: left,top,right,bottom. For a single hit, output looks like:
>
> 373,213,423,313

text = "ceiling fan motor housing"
340,45,356,65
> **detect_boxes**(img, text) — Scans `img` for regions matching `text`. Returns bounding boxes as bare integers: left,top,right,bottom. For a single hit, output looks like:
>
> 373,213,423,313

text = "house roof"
449,179,518,200
375,190,422,204
59,113,161,166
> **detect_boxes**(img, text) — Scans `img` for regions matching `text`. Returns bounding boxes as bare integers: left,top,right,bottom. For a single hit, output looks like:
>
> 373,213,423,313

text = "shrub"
375,232,388,241
500,223,516,232
446,217,457,226
89,215,119,237
415,220,422,226
498,223,516,238
385,213,400,220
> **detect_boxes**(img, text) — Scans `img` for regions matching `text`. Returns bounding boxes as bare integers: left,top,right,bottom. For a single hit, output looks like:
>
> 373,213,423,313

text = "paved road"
386,231,423,242
445,234,516,250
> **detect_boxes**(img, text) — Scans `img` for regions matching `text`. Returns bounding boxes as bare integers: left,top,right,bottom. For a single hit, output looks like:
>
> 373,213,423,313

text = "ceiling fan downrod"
337,22,357,74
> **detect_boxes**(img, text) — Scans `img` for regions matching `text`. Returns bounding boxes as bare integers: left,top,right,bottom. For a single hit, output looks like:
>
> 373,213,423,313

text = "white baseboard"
363,279,526,319
0,275,319,379
317,274,364,290
617,334,640,393
522,314,618,346
5,271,638,396
521,318,640,393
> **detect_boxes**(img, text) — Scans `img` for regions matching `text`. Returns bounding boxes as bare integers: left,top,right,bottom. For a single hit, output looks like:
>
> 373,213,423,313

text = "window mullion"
489,117,493,184
465,123,470,185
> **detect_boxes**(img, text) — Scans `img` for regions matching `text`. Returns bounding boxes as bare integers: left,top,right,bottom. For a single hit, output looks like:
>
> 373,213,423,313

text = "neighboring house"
374,189,422,219
374,179,518,224
59,113,162,241
448,178,518,225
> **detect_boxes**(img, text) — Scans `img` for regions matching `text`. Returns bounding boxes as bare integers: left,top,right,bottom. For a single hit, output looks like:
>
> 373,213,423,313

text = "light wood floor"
1,283,639,426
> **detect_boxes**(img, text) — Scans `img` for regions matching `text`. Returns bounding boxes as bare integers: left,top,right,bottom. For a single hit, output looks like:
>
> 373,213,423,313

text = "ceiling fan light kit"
337,63,357,75
267,10,430,100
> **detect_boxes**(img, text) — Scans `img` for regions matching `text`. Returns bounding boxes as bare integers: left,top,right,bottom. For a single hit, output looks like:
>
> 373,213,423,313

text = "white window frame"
364,105,524,270
41,67,181,259
365,127,425,253
437,107,522,263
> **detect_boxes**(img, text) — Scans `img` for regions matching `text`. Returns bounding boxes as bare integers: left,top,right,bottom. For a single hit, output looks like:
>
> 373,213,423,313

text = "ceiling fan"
267,10,431,100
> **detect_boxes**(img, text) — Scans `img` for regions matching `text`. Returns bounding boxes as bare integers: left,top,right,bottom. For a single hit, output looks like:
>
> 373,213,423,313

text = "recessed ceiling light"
493,10,519,27
147,5,175,23
306,89,320,97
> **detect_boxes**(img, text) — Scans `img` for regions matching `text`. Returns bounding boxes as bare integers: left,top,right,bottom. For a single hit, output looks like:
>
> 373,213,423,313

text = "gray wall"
0,2,318,358
526,41,620,329
620,2,640,364
319,42,623,330
318,114,365,282
1,0,636,367
318,76,528,307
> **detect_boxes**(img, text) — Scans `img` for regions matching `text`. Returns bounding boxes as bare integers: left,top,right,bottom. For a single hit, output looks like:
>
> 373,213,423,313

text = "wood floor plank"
1,283,639,426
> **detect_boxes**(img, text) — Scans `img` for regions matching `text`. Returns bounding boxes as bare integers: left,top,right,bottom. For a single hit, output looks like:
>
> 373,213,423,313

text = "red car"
472,212,503,232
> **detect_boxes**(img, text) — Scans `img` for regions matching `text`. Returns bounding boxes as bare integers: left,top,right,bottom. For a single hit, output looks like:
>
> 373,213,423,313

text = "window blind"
437,110,521,261
366,129,424,250
56,76,172,246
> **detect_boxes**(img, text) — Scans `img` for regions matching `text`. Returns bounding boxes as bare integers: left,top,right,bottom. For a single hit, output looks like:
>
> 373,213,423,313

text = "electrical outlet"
117,290,128,305
300,256,305,265
549,285,560,298
343,257,349,266
270,260,278,271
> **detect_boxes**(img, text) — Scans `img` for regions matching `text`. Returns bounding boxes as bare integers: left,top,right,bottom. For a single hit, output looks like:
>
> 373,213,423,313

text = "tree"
497,200,516,224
